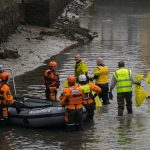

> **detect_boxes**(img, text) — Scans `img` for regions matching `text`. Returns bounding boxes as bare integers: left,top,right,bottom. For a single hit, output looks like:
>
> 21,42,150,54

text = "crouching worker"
44,60,60,101
79,74,101,123
60,75,83,131
0,72,20,126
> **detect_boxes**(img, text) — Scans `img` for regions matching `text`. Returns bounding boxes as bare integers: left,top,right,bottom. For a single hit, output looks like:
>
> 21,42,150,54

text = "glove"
135,82,141,86
109,92,113,100
89,76,94,82
93,93,98,99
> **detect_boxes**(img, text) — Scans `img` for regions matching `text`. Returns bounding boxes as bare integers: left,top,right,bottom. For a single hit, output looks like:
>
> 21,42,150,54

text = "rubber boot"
75,123,83,131
0,118,8,127
118,111,123,116
128,109,132,114
65,124,75,132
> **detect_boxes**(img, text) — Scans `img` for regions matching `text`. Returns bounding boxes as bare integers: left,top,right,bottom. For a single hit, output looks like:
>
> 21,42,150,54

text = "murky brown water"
1,0,150,149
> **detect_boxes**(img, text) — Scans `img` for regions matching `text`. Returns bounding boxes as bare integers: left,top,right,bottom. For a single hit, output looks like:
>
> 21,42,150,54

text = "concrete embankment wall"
0,0,72,44
49,0,72,25
0,0,21,44
24,0,72,26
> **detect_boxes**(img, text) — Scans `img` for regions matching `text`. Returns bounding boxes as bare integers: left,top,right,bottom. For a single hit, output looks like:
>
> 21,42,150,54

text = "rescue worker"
44,60,60,101
92,57,110,105
74,53,88,82
109,60,140,116
78,74,101,122
60,75,83,131
0,72,20,125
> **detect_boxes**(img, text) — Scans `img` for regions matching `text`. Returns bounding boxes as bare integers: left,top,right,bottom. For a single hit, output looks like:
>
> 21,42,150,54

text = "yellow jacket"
113,68,132,93
75,60,88,78
93,65,109,84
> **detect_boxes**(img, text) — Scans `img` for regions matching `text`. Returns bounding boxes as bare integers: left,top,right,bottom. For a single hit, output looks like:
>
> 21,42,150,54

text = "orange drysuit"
0,83,14,119
44,68,60,101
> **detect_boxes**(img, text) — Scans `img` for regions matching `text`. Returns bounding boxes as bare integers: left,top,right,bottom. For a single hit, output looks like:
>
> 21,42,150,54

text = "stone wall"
0,0,72,44
0,0,21,44
24,0,72,26
24,0,49,26
49,0,72,25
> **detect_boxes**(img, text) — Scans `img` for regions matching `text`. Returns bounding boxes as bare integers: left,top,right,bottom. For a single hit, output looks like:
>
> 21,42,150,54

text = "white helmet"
79,74,87,82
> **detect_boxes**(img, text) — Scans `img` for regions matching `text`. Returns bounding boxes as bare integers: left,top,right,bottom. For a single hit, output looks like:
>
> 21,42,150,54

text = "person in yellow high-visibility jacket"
74,53,88,82
109,61,140,116
92,57,110,105
78,74,101,123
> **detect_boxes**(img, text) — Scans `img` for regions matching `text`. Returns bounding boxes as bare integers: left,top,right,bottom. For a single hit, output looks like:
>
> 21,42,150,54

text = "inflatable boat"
8,97,87,128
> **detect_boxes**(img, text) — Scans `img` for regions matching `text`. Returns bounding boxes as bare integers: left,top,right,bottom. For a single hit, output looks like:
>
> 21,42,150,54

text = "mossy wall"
24,0,72,26
0,0,21,43
0,0,72,43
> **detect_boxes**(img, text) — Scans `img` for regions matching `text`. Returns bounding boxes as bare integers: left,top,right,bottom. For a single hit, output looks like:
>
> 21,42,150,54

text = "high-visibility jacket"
0,82,14,118
75,60,88,78
60,85,83,109
44,68,60,88
113,68,132,93
81,83,101,105
93,65,109,84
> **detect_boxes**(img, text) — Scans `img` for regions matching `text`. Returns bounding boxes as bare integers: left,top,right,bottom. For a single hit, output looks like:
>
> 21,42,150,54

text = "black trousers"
117,92,132,116
96,83,109,104
66,108,83,125
84,102,95,121
0,118,9,127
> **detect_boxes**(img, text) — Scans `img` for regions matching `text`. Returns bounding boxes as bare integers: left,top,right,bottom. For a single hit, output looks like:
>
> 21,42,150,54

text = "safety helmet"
67,75,76,84
79,74,87,82
48,61,57,67
0,72,10,81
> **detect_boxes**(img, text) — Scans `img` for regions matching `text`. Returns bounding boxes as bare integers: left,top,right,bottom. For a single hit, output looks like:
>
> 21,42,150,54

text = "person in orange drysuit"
0,72,20,126
44,60,60,101
60,75,84,131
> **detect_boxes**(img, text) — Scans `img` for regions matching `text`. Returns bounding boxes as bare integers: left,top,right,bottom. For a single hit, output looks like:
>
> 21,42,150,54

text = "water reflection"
0,129,11,150
117,117,133,147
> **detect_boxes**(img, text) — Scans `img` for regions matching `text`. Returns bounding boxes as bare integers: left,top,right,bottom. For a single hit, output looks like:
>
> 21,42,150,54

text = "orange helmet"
67,75,76,84
48,61,57,67
0,72,10,80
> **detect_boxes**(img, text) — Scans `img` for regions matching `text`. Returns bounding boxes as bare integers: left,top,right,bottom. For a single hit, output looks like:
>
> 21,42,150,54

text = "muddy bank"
0,0,96,77
0,25,78,76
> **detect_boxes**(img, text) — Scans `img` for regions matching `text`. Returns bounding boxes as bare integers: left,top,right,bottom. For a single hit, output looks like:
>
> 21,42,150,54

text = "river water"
1,0,150,149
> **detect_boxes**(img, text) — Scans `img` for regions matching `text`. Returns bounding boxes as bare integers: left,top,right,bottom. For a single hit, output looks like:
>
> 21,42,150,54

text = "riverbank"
0,0,94,77
0,25,79,76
